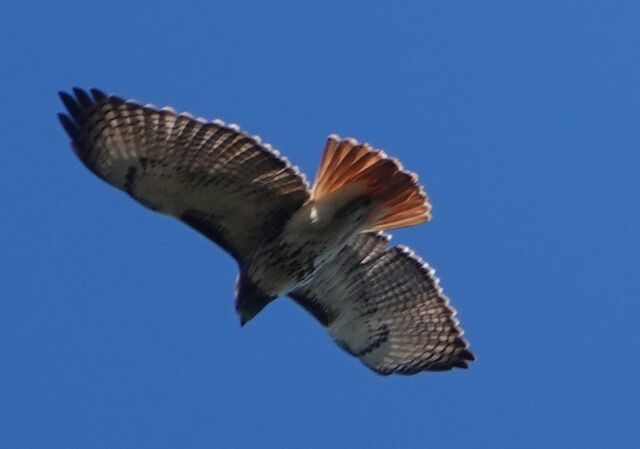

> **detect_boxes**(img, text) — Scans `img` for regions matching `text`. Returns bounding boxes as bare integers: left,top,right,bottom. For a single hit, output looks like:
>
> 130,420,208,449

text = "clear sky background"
2,1,639,448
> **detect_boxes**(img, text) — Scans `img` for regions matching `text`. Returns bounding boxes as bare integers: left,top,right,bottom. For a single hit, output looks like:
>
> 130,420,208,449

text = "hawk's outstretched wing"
290,233,474,375
59,88,309,262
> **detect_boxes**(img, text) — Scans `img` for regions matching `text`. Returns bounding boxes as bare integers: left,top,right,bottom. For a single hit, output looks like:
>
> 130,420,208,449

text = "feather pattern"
59,88,309,262
290,232,474,374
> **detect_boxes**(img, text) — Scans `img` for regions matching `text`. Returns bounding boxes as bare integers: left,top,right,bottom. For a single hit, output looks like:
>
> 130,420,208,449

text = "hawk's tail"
311,135,431,232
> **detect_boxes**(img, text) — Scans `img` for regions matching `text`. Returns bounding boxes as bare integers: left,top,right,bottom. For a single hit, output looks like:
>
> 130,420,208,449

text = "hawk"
58,88,474,375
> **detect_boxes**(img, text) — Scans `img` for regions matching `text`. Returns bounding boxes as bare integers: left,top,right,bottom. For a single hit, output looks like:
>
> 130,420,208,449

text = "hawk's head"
235,273,276,326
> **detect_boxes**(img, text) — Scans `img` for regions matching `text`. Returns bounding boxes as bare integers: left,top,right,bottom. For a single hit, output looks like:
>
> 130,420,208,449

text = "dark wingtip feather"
426,365,455,372
452,360,469,369
460,349,476,361
58,113,78,137
59,90,83,123
72,87,94,108
90,88,107,102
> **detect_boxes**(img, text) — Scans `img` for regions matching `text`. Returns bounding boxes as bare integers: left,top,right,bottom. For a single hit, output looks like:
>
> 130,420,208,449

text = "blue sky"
2,1,639,448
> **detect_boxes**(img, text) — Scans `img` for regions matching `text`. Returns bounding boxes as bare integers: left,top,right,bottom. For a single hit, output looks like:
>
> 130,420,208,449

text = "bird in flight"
58,88,474,375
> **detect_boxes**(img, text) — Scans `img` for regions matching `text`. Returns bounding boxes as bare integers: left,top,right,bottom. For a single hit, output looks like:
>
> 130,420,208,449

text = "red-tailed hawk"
58,88,474,375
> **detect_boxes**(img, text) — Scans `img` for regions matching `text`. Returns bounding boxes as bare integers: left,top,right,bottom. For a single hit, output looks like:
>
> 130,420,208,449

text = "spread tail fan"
312,135,431,232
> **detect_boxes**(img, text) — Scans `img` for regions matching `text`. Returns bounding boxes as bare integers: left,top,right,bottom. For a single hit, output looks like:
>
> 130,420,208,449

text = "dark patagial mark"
288,292,337,327
180,209,239,261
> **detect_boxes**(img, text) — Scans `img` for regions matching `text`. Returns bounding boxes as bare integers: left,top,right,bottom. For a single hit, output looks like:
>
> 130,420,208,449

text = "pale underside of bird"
58,87,474,375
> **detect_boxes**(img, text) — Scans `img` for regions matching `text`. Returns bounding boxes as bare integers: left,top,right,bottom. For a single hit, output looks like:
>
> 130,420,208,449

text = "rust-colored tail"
312,135,431,232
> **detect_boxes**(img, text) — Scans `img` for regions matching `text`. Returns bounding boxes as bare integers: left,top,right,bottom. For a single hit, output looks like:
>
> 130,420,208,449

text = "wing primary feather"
59,91,83,123
89,88,107,102
73,88,94,109
58,113,78,136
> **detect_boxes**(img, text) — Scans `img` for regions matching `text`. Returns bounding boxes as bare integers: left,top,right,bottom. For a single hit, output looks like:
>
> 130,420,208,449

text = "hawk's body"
59,88,474,375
